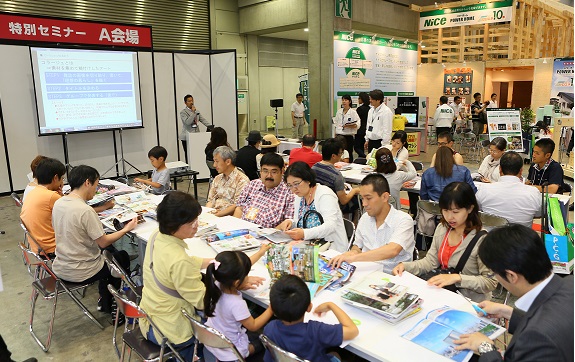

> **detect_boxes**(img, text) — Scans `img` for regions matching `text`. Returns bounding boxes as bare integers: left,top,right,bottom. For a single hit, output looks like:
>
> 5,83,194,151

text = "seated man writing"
234,153,294,228
20,157,66,258
289,134,322,168
526,138,565,194
52,165,137,320
329,174,415,273
206,146,250,217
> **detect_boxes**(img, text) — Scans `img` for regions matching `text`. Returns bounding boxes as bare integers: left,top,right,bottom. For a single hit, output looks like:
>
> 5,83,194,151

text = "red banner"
0,13,152,48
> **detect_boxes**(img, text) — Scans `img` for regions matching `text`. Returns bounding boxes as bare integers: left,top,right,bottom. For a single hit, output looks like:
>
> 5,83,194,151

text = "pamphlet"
114,191,147,205
253,228,292,244
208,234,261,253
402,306,505,362
265,243,319,283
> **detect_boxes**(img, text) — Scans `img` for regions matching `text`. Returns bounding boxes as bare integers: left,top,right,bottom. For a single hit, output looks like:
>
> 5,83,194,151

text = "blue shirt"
263,320,343,362
420,165,476,201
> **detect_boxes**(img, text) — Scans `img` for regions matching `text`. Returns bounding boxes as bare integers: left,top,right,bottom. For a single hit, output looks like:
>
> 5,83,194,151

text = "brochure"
253,228,292,244
208,234,261,253
265,243,319,283
114,191,147,205
402,306,505,362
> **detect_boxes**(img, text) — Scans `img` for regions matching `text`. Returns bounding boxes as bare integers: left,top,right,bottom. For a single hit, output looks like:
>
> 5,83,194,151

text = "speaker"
270,99,283,108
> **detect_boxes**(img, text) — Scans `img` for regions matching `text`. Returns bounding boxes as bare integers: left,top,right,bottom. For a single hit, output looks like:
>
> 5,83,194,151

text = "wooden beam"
438,27,443,63
486,58,536,67
525,3,534,58
534,8,544,59
517,0,526,58
508,2,517,59
459,25,465,62
483,23,489,60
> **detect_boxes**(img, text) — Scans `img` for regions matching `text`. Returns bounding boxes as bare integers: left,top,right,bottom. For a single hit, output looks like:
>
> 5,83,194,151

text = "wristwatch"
478,341,497,355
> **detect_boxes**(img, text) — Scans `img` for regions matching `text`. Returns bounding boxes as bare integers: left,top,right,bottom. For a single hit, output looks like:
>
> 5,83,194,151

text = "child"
334,135,350,163
263,275,359,362
134,146,171,195
204,249,273,361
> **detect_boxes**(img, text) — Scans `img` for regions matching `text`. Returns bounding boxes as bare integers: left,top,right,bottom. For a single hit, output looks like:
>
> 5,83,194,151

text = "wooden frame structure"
411,0,574,63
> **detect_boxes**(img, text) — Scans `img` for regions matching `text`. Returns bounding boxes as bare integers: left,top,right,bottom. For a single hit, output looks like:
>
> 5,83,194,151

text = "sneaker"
110,300,126,326
97,297,103,311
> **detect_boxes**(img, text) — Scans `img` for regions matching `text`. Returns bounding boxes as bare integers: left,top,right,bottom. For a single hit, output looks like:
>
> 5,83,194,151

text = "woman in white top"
367,131,410,170
277,161,349,252
335,95,360,163
375,147,417,210
486,93,498,108
477,137,506,183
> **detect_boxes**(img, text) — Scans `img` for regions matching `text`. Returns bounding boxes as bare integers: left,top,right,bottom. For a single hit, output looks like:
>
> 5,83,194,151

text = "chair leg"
64,285,104,329
29,287,48,352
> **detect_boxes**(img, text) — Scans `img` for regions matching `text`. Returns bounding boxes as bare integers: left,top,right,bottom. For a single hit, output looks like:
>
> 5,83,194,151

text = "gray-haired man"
206,146,250,217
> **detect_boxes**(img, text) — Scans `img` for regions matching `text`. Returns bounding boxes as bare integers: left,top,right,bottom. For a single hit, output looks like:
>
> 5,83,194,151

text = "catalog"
208,234,262,253
402,306,505,362
265,243,319,283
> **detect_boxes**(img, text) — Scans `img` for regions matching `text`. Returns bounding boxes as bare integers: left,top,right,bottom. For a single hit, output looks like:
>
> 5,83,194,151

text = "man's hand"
123,217,138,232
293,120,297,127
364,141,369,150
475,300,513,320
480,176,491,183
392,263,405,276
427,273,461,288
191,105,197,112
454,332,492,353
276,219,293,231
239,276,265,290
285,228,305,240
328,250,357,268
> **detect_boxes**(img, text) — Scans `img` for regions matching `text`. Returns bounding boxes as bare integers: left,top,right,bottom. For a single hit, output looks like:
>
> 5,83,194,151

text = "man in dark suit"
454,224,574,361
235,130,262,180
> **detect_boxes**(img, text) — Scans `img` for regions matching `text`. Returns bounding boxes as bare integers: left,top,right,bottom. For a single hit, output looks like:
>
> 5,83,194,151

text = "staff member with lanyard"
364,89,393,154
335,95,360,163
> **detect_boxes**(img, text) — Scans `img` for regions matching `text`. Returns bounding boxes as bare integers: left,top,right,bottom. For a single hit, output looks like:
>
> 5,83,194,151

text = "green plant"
520,107,535,131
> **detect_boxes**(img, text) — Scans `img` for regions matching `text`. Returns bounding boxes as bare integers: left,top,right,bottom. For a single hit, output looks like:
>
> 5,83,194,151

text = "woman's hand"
239,276,265,290
427,273,461,288
392,263,405,276
276,219,292,231
285,228,305,240
480,176,491,183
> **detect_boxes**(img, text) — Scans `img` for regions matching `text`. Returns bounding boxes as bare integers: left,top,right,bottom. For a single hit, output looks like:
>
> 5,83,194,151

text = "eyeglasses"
489,148,502,154
261,168,281,176
438,142,450,147
286,180,304,189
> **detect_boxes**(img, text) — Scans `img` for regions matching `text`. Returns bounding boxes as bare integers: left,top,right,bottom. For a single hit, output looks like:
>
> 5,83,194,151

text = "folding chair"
108,285,185,362
415,200,443,250
20,220,53,277
102,250,142,301
181,308,245,362
11,192,23,207
479,211,509,232
411,161,424,172
259,334,310,362
353,157,367,165
19,243,104,352
342,218,356,251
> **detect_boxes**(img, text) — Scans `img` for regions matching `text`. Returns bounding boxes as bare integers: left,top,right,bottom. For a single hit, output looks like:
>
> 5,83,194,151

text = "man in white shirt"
476,151,541,228
486,93,498,108
290,93,306,139
450,96,466,129
454,225,573,362
364,89,393,153
329,174,414,273
433,96,455,136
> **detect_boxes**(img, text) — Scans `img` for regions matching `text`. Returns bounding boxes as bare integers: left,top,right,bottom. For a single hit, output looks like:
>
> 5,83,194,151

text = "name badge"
368,126,373,132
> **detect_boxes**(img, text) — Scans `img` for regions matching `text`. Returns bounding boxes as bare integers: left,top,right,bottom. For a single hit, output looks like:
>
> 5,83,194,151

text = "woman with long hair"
420,146,476,201
375,147,416,210
393,182,497,302
205,127,229,177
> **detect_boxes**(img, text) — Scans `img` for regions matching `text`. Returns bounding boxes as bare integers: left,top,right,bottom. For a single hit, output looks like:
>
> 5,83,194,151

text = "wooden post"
483,23,489,60
438,27,443,63
459,25,465,62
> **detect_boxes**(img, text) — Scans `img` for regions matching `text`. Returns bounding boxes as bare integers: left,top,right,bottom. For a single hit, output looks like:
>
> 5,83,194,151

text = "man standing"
526,138,565,194
290,93,306,139
471,93,488,136
234,153,294,228
206,146,250,217
289,134,322,168
450,96,466,130
364,89,393,153
354,92,370,158
52,165,136,318
179,94,211,162
476,151,541,228
433,96,455,136
454,225,573,362
329,174,414,273
235,131,262,181
20,158,66,258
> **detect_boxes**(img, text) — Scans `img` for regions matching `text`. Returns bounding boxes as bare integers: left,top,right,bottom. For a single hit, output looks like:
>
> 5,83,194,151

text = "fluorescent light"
304,28,309,32
543,58,548,64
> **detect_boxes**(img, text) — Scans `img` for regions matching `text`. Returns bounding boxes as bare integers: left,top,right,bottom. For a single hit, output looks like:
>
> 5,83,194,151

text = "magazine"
87,194,114,207
253,228,292,244
98,206,128,219
114,191,147,205
208,234,261,253
265,243,319,283
402,306,505,362
341,271,420,319
205,229,251,243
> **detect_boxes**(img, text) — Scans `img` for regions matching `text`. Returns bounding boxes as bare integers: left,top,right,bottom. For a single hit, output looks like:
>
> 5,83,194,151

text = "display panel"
31,47,143,135
403,113,418,127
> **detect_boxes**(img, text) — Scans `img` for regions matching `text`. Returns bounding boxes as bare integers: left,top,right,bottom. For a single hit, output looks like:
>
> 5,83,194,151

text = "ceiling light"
435,2,439,7
389,37,395,43
463,61,467,66
421,45,426,48
543,58,547,64
304,28,309,32
372,34,377,41
442,63,446,68
404,39,409,44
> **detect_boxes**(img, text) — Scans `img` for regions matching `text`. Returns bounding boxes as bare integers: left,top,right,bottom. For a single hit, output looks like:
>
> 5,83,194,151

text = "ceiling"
263,29,309,41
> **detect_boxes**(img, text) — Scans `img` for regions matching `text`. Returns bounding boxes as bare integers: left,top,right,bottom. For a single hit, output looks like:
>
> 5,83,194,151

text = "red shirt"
289,147,322,168
438,228,463,269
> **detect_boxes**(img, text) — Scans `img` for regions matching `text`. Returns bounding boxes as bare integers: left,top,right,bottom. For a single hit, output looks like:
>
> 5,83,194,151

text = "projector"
166,161,189,175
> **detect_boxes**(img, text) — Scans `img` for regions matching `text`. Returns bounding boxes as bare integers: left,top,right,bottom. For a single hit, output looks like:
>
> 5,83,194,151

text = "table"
277,140,319,154
169,169,199,199
340,163,421,194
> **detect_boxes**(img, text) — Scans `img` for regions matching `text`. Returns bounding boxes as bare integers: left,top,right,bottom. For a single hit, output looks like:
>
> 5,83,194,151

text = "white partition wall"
0,46,238,193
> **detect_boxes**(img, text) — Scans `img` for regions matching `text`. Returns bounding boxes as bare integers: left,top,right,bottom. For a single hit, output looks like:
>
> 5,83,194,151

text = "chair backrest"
417,200,442,216
479,211,509,230
412,161,424,171
107,284,147,320
11,192,23,207
181,309,245,362
353,158,367,165
102,250,140,298
20,220,51,261
259,334,310,362
18,242,55,281
388,195,397,207
342,218,355,250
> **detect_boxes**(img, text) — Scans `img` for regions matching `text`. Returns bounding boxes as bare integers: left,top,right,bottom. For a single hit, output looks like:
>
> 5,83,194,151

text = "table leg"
172,176,178,191
193,174,198,199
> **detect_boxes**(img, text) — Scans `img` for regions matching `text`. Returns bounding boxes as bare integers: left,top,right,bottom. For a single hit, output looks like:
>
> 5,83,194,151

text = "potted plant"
520,107,535,131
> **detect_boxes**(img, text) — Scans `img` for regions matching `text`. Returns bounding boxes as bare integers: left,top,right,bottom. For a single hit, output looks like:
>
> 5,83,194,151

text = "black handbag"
302,209,329,247
419,230,487,292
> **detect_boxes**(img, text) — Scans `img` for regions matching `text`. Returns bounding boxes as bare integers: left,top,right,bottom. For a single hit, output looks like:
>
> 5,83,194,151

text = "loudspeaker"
270,99,283,108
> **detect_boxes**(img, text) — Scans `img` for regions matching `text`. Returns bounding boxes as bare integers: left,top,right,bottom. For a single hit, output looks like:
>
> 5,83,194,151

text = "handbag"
419,230,487,292
417,208,439,236
302,209,330,248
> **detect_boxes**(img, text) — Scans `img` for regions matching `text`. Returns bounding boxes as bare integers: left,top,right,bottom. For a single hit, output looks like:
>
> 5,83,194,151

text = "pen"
456,290,487,316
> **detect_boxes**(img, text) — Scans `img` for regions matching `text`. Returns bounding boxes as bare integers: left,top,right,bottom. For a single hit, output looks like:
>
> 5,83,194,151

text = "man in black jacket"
235,131,262,180
354,92,370,158
454,225,573,362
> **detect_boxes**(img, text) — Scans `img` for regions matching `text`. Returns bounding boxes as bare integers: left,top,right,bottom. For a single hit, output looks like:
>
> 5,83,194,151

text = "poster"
407,132,421,156
443,68,473,97
549,58,574,115
333,31,417,115
485,108,523,152
299,74,310,125
419,0,513,30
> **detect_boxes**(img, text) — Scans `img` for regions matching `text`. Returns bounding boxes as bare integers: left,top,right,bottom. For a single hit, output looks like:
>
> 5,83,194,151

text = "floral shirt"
207,167,249,211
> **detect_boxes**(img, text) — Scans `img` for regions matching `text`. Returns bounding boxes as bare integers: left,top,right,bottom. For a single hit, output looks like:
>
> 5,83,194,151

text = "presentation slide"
30,47,143,135
404,113,418,127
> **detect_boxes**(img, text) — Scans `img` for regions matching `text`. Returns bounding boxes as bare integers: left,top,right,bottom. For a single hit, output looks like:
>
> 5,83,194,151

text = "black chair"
412,161,424,171
353,158,367,165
